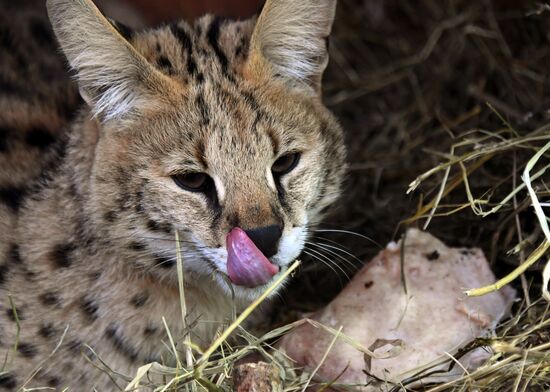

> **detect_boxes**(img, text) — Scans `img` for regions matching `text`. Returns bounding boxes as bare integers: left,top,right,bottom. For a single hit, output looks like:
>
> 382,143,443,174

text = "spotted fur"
0,0,345,389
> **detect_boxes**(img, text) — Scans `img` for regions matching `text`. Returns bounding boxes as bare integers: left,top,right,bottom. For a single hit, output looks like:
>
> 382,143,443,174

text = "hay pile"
126,1,550,390
289,1,550,389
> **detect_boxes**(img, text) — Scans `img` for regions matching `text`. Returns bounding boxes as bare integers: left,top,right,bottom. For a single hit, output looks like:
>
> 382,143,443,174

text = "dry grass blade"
196,259,302,371
466,241,550,297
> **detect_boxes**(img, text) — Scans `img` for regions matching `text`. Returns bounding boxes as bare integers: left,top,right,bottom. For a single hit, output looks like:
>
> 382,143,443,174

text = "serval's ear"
247,0,337,95
47,0,173,121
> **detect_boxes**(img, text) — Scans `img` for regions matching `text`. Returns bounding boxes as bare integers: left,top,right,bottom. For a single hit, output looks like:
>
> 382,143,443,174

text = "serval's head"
47,0,346,301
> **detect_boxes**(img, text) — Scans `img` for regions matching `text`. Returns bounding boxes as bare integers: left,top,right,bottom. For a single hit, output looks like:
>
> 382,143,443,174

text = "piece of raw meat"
279,229,515,390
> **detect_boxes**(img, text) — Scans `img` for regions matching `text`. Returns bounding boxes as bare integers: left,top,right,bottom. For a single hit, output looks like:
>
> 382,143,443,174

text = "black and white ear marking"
46,0,163,120
249,0,337,94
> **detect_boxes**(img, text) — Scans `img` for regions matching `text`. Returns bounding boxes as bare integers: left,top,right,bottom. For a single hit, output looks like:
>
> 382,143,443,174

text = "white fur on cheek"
272,225,306,266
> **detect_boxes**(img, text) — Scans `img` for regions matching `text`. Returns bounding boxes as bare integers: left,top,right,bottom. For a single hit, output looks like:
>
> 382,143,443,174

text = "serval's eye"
172,172,210,192
272,152,301,176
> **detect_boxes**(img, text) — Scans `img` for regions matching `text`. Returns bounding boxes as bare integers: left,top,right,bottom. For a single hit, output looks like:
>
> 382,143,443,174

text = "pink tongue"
226,227,279,288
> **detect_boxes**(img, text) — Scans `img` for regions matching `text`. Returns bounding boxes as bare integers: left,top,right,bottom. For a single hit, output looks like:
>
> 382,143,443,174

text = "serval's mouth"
226,227,279,288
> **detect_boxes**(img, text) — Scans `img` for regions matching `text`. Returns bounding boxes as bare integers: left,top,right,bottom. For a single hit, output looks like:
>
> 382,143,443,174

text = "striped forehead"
187,85,273,162
131,16,254,84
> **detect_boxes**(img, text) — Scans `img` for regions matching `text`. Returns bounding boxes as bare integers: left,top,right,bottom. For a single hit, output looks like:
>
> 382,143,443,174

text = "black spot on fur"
364,281,374,289
0,127,10,152
0,78,32,99
195,94,210,126
241,90,261,113
12,244,36,280
30,136,68,197
61,93,83,118
146,220,159,231
47,377,60,388
79,297,99,322
0,187,26,211
170,24,199,78
104,325,138,362
235,37,247,58
0,264,9,286
0,25,15,51
207,17,231,78
128,241,146,252
130,292,148,308
0,373,17,389
39,291,60,307
18,342,37,358
143,325,157,336
426,250,440,261
157,55,173,72
38,323,57,339
8,244,21,264
23,268,36,281
6,306,24,321
153,254,175,269
103,210,117,223
50,243,75,268
146,220,172,234
25,128,55,149
29,18,55,48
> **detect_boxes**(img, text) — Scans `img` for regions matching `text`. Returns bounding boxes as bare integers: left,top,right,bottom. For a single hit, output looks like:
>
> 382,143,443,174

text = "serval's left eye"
272,152,301,176
172,172,211,192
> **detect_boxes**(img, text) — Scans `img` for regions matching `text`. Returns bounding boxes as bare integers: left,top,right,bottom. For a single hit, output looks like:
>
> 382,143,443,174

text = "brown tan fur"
0,0,346,389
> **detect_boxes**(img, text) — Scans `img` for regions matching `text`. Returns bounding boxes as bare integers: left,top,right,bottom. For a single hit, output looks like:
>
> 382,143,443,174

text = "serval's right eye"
272,152,301,176
172,172,211,192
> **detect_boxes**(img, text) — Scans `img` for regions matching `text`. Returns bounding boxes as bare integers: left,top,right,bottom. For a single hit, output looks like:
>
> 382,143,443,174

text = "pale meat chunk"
279,229,515,390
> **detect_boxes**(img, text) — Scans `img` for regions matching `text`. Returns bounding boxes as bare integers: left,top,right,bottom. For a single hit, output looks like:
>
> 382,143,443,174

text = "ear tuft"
249,0,336,94
47,0,160,120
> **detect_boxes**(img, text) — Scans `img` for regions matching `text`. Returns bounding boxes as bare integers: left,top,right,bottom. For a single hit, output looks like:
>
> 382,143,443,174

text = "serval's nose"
243,225,283,258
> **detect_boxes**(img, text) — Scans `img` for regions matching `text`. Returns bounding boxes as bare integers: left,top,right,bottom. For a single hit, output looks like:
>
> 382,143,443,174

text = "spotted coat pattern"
0,0,345,389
